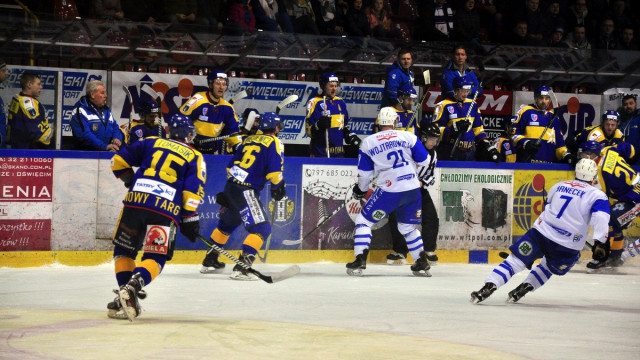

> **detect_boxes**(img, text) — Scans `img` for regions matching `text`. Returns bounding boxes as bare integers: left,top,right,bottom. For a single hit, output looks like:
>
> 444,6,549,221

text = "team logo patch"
143,225,170,254
372,209,386,220
135,129,143,138
92,124,99,132
447,105,455,113
203,108,208,116
517,240,533,256
531,114,538,121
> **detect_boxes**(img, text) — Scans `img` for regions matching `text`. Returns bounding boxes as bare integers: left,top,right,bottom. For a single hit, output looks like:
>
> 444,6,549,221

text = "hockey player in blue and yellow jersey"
494,116,517,163
569,110,624,154
577,140,640,272
305,72,360,157
434,76,497,162
374,83,418,135
128,99,166,143
180,70,242,154
512,86,576,164
200,112,286,280
108,114,206,321
7,72,52,149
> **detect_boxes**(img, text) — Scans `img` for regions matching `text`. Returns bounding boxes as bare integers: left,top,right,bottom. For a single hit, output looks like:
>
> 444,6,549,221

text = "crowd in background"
20,0,640,50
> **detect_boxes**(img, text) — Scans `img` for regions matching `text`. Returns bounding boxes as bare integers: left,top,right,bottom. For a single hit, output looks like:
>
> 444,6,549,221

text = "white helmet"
575,158,598,182
377,107,399,127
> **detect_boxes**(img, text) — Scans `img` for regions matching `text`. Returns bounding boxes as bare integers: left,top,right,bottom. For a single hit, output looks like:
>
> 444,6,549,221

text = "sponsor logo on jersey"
372,209,386,220
143,225,169,254
133,178,177,201
517,240,533,256
375,133,398,141
397,173,415,181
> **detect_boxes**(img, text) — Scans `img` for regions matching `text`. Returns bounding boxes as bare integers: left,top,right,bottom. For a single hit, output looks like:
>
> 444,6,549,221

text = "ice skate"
425,251,438,265
507,282,534,303
410,251,432,277
586,256,623,274
230,253,258,281
107,289,127,320
200,248,226,274
386,252,407,265
118,273,143,321
470,282,497,304
346,249,369,276
586,259,605,273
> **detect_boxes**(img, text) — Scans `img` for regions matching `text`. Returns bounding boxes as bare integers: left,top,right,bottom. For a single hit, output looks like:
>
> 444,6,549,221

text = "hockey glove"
478,138,499,163
452,119,471,134
352,183,367,200
422,175,436,188
315,116,331,131
271,182,286,201
523,140,541,155
215,192,230,208
180,214,200,243
348,133,361,147
120,168,135,189
592,240,610,262
562,152,577,165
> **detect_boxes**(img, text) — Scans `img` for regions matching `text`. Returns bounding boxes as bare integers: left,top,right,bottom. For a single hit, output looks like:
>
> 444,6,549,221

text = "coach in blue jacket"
381,47,415,108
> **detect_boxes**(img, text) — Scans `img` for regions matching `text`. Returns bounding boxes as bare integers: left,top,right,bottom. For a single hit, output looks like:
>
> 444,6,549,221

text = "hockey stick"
276,94,298,114
450,81,483,159
197,235,300,283
195,133,234,145
282,201,347,246
122,85,134,144
257,199,279,263
323,96,330,158
228,89,250,105
406,70,431,131
140,84,163,138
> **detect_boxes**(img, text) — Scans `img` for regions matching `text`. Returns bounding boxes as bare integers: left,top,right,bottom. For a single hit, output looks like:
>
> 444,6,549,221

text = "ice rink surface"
1,261,639,360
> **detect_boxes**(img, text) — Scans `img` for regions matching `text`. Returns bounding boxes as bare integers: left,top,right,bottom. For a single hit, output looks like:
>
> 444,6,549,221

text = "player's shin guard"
485,254,527,288
522,257,552,290
398,222,424,265
201,228,230,273
353,214,374,254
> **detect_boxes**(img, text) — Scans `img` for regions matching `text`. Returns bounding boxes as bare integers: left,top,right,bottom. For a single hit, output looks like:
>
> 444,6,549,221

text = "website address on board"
438,234,512,242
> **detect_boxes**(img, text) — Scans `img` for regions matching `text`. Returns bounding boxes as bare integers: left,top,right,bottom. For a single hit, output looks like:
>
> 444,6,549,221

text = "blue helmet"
601,110,620,123
578,140,603,157
138,99,159,114
319,72,339,90
534,85,552,98
168,114,195,141
452,76,473,90
397,83,417,100
259,112,284,131
207,69,228,85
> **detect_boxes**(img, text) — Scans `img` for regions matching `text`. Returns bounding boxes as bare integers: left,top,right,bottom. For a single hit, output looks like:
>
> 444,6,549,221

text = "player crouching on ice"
108,114,206,321
470,158,610,304
346,107,433,276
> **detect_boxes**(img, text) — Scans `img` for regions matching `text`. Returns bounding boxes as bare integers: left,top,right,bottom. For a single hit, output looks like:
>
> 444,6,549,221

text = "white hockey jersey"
533,179,610,250
357,129,430,193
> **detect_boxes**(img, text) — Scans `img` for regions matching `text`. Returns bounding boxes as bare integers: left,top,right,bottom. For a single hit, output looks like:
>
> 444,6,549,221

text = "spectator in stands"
0,59,8,149
94,0,124,20
507,20,543,46
226,0,257,35
441,44,481,99
454,0,481,43
121,0,161,22
520,0,544,43
619,27,639,51
381,47,414,108
417,0,454,41
345,0,371,37
196,0,226,33
7,72,53,149
475,0,507,43
70,80,123,151
563,0,597,39
365,0,401,40
164,0,197,25
593,18,619,50
281,0,320,34
548,27,569,47
311,0,345,35
619,94,640,152
541,1,567,40
564,24,591,51
252,0,295,33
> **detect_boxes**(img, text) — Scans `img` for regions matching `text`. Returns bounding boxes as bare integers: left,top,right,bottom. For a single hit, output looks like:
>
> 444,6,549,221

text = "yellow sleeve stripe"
266,172,283,185
195,121,225,138
110,154,131,171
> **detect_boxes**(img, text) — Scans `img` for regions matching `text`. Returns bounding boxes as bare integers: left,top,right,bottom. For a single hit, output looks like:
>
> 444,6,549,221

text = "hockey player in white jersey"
347,107,433,276
470,158,611,303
